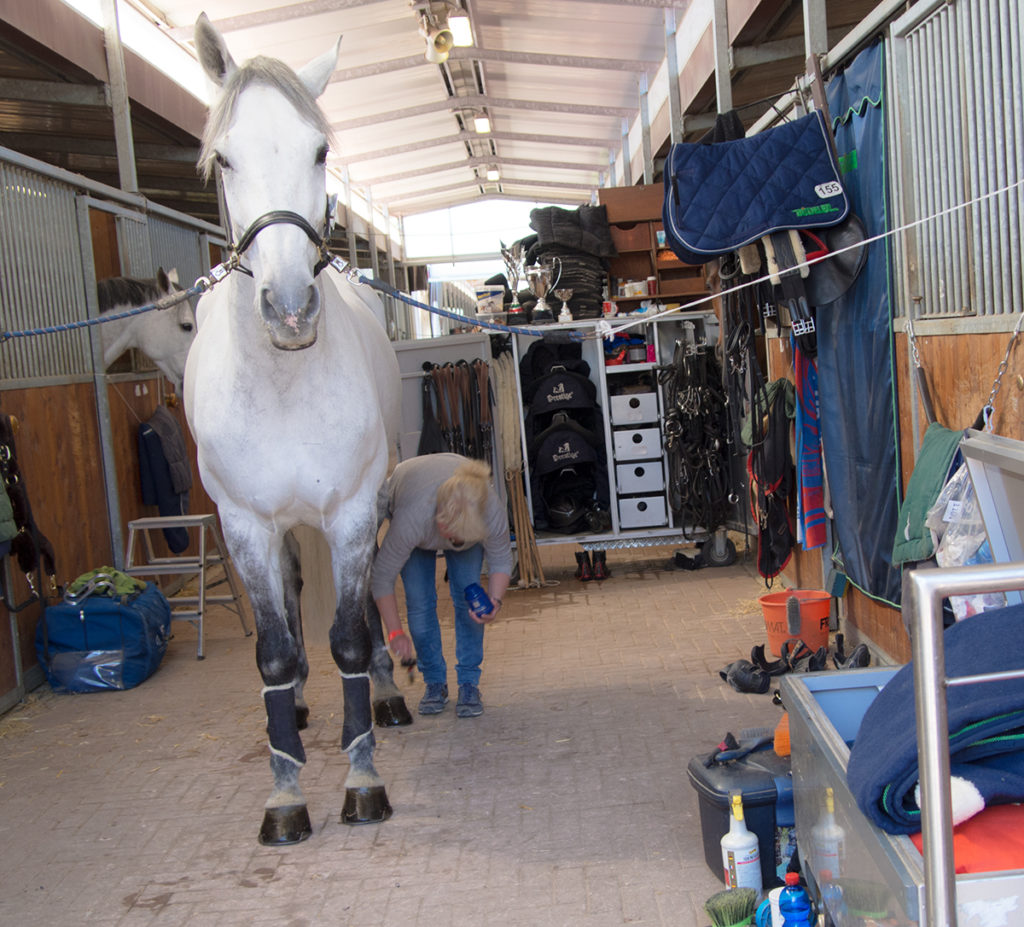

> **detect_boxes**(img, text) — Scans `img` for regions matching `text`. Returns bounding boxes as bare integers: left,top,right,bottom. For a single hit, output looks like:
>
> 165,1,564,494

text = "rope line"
0,282,205,344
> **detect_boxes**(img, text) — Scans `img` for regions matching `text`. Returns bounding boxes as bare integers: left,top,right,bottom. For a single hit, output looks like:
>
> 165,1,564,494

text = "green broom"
704,887,759,927
835,878,891,919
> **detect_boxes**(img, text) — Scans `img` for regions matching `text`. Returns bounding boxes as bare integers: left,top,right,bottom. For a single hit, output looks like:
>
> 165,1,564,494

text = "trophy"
525,256,561,323
500,240,524,319
554,286,574,323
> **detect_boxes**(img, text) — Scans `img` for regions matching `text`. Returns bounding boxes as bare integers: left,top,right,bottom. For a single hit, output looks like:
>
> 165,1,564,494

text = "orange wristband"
388,629,405,642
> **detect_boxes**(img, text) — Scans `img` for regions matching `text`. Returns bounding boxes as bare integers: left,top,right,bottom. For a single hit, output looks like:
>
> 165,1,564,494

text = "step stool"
124,514,252,659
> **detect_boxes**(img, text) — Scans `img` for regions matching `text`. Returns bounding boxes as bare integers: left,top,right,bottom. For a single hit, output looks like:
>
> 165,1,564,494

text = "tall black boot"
592,550,610,580
574,551,593,581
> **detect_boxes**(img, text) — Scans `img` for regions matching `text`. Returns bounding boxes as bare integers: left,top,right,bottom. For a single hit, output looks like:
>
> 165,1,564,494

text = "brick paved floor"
0,540,786,927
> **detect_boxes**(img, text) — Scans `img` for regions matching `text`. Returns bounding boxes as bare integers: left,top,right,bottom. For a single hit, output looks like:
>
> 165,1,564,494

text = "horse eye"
181,323,194,332
215,152,231,170
315,144,328,166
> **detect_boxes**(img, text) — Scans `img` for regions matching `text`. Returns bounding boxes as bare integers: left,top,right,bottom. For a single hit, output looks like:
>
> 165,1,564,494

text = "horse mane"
198,56,334,181
96,276,165,314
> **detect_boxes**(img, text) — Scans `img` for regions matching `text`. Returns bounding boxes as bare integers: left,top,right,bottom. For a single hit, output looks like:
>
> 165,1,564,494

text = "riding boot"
592,550,610,581
574,551,593,582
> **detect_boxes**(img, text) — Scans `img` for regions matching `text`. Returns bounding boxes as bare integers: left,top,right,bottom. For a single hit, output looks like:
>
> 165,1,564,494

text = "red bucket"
759,589,830,656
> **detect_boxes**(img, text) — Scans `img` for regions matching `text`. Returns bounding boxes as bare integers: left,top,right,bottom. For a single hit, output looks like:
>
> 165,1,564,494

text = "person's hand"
388,629,414,661
470,598,502,625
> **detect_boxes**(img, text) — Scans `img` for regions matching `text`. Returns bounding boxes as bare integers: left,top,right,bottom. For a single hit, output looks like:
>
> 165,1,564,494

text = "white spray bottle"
721,791,763,892
812,786,845,877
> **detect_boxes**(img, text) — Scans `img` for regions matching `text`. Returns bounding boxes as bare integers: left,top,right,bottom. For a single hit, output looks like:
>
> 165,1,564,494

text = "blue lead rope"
0,282,208,344
1,259,591,345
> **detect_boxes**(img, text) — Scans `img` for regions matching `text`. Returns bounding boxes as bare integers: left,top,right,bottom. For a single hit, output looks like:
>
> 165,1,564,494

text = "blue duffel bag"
36,569,172,692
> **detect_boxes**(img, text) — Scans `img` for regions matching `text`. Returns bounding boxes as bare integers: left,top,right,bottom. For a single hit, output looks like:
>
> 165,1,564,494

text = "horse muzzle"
260,284,321,350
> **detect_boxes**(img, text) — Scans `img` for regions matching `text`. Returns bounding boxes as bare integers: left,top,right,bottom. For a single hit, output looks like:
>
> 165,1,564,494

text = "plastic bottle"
720,792,763,892
811,786,845,877
778,871,813,927
464,582,494,617
818,869,846,925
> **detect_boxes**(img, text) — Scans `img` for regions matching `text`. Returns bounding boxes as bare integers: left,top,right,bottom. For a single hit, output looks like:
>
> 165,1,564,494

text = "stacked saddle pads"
662,109,849,266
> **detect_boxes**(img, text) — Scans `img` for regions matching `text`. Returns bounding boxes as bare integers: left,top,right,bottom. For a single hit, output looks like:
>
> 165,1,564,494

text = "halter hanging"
229,198,334,278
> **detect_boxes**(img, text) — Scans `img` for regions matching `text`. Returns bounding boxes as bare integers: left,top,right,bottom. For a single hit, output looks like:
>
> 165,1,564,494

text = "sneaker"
455,683,484,718
418,682,449,715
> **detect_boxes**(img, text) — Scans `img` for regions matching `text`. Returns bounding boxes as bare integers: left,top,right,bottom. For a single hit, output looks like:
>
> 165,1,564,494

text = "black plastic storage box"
686,749,795,889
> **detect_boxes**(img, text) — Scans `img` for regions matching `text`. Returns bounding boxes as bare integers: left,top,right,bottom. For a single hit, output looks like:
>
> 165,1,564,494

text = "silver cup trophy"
500,240,524,318
553,286,574,323
525,257,561,323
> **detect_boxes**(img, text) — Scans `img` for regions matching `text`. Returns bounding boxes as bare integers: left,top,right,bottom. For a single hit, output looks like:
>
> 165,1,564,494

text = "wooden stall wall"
767,328,1024,666
1,375,216,703
1,383,111,691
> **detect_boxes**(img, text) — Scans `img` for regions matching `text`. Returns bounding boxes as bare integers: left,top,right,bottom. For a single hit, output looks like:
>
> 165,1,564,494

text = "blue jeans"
400,544,485,687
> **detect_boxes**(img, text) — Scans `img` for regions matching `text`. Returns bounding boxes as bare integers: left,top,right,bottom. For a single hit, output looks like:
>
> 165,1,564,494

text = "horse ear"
156,267,170,291
195,12,237,87
298,37,342,99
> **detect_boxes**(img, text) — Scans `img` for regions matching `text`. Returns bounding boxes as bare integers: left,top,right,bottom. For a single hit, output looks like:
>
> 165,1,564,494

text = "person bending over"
372,453,512,718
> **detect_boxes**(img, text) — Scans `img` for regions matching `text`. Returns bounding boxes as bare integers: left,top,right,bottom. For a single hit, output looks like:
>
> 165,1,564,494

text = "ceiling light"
448,13,473,47
486,166,501,181
474,115,491,133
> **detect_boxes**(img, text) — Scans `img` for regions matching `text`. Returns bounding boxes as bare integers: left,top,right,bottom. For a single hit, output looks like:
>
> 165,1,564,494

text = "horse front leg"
329,526,392,825
223,516,313,845
366,560,413,727
282,530,310,729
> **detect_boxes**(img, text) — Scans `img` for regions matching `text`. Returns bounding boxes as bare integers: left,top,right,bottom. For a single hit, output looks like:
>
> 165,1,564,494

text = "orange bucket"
759,589,831,656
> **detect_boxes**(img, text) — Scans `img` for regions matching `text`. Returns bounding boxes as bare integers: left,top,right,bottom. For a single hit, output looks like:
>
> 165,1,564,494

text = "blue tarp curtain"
817,41,903,606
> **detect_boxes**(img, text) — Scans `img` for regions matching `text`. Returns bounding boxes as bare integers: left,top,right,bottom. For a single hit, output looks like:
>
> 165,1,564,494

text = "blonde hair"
435,459,492,543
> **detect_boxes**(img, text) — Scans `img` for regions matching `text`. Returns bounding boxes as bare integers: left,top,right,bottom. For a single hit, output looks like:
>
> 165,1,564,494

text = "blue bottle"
778,871,814,927
464,582,494,616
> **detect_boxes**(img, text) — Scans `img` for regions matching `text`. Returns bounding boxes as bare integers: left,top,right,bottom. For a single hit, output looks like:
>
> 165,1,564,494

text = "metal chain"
904,317,923,369
983,312,1024,430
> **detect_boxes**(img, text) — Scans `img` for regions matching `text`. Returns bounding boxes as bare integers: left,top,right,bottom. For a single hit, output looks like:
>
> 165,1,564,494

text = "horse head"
97,267,196,393
195,13,341,351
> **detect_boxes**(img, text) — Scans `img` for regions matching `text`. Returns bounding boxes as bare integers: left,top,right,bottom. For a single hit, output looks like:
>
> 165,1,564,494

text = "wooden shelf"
601,182,709,313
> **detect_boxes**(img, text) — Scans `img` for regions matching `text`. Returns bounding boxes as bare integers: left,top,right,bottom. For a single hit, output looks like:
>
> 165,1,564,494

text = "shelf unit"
510,313,719,549
598,183,709,311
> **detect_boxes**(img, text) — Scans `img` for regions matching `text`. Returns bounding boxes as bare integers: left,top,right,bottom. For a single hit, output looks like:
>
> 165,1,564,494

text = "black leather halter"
230,199,333,277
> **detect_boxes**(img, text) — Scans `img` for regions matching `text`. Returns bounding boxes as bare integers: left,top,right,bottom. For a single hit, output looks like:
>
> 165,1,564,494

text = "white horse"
185,13,408,845
97,267,196,392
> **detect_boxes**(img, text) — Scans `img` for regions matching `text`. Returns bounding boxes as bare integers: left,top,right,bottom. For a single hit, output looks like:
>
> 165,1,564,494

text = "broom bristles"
704,887,759,927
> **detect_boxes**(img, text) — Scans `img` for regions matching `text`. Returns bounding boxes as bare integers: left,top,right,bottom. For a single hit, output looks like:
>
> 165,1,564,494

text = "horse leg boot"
331,581,392,824
259,682,312,844
366,595,412,727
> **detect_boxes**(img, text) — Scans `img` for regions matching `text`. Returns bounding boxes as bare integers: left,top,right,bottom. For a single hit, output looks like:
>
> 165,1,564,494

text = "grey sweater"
371,453,513,600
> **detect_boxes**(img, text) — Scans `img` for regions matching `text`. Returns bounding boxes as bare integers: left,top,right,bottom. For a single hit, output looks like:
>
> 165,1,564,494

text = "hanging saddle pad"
662,109,850,265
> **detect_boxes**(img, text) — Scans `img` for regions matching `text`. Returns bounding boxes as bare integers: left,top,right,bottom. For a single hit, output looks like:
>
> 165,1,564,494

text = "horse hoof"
258,804,312,845
296,705,309,730
373,696,413,727
341,786,392,825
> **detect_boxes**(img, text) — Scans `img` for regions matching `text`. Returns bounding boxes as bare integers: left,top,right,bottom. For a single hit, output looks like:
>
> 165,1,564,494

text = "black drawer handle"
637,501,648,512
632,433,643,444
629,397,640,409
634,467,645,477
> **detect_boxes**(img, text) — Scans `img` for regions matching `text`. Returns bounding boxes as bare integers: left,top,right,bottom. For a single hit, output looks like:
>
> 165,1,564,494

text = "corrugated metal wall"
0,163,91,381
890,0,1024,320
149,214,206,289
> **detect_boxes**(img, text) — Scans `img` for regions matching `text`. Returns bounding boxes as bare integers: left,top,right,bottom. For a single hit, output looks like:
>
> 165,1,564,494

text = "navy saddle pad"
662,109,849,265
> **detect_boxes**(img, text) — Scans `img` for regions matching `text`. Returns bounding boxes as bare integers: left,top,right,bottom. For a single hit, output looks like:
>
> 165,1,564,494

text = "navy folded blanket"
847,602,1024,835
